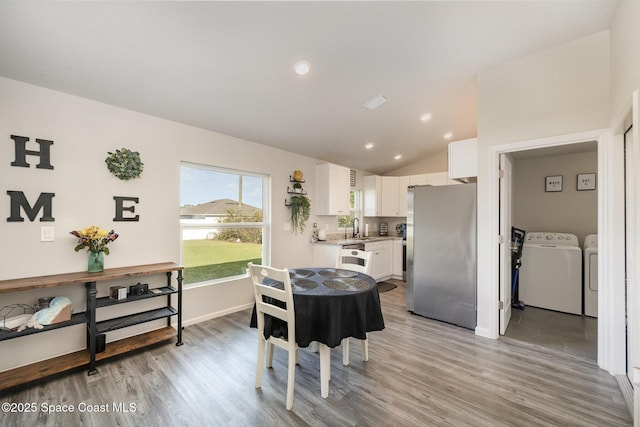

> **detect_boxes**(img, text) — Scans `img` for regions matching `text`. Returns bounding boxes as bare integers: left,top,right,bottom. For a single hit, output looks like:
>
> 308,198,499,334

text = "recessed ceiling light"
365,142,374,150
394,154,402,160
444,132,453,139
420,113,432,122
293,60,310,76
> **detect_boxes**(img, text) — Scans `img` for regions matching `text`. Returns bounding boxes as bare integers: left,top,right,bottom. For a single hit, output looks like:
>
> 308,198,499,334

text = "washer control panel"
584,234,598,249
524,232,579,247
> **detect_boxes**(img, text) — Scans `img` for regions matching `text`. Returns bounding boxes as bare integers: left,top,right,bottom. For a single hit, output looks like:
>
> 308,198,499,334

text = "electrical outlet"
41,226,54,242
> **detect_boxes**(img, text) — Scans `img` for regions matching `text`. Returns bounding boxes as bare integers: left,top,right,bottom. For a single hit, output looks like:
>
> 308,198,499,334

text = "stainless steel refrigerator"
406,184,477,330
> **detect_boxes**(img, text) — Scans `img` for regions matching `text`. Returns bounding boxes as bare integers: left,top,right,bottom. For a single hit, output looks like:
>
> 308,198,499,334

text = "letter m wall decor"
6,135,55,222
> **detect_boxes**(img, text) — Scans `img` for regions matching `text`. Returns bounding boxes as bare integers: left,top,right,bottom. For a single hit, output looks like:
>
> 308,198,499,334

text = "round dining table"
250,267,385,348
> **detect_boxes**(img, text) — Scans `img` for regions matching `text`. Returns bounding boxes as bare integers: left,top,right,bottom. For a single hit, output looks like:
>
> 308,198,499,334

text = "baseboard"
181,302,254,327
474,326,496,339
615,374,634,417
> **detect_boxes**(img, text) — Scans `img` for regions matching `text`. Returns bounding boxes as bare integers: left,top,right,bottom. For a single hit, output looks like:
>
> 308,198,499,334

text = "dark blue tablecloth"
250,268,385,348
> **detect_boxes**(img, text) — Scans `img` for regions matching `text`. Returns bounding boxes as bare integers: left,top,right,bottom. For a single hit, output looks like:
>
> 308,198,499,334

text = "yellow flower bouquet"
70,226,119,255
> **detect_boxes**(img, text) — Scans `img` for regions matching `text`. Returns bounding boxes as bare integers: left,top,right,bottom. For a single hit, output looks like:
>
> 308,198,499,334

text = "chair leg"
255,338,265,388
285,346,296,410
362,336,369,362
266,341,275,368
319,343,330,398
342,338,350,366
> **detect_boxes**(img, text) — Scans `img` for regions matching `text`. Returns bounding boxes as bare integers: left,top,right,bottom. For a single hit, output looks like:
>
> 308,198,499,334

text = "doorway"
499,142,599,361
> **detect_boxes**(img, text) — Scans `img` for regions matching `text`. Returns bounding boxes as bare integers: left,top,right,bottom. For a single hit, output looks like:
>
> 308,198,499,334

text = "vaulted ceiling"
0,1,618,174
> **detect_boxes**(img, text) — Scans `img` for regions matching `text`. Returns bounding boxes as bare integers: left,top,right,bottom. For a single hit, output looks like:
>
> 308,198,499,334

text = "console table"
0,262,183,391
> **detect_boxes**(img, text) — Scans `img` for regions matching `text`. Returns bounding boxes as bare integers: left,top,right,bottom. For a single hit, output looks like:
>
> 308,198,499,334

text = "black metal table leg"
85,280,98,375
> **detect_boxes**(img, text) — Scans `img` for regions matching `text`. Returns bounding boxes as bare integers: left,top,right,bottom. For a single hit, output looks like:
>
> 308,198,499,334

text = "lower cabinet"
392,239,403,278
313,240,397,282
312,243,341,267
365,241,392,281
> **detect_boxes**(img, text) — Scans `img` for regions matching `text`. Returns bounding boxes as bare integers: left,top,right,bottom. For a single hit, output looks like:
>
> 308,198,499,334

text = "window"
338,189,359,228
180,163,269,285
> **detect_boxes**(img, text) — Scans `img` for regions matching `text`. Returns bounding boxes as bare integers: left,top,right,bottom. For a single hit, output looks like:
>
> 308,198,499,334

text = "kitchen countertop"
314,236,403,246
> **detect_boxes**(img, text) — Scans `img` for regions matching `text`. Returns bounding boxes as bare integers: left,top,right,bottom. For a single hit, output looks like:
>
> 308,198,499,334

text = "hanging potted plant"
289,195,311,234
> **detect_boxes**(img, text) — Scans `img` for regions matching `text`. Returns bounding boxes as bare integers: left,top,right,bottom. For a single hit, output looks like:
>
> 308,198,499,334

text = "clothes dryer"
519,232,582,315
583,234,598,317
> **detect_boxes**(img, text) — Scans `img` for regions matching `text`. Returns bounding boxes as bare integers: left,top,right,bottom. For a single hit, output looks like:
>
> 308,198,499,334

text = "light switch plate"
41,226,54,242
283,223,291,232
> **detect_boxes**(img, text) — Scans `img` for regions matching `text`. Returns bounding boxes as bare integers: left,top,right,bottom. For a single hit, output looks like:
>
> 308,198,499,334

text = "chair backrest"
248,263,296,340
336,249,372,275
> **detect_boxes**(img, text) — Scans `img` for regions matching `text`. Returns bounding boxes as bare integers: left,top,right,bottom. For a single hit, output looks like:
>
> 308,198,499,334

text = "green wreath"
105,148,144,180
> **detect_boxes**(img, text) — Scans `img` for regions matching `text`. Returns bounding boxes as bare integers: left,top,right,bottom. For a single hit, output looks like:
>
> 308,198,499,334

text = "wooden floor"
0,281,631,426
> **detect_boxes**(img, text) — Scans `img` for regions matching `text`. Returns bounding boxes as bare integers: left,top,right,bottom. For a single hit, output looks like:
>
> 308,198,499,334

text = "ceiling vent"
363,94,389,111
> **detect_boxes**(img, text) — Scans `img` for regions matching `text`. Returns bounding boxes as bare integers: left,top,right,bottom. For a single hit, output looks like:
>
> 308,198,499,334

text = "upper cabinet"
365,175,404,217
316,163,350,216
363,175,382,216
448,138,478,180
365,173,457,217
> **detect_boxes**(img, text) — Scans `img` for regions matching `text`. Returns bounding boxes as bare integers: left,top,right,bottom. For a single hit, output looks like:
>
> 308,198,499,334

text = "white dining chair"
248,262,330,410
336,248,373,365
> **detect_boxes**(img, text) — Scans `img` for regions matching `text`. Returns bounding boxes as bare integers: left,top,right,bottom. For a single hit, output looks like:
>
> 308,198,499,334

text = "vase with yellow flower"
70,226,119,272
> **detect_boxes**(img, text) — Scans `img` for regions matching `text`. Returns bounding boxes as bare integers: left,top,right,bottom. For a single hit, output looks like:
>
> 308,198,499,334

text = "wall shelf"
287,187,307,195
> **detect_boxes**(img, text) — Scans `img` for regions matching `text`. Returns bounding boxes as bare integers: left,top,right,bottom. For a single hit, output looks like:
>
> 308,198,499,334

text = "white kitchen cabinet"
365,175,408,217
365,241,391,281
448,138,477,180
363,175,381,216
316,163,350,215
397,176,410,217
392,239,403,278
312,243,341,267
381,176,400,216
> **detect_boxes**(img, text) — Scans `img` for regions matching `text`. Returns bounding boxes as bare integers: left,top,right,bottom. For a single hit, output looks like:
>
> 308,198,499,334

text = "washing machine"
583,234,598,317
518,232,582,315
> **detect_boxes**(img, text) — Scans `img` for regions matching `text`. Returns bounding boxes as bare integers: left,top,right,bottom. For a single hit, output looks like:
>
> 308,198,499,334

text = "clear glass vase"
88,251,104,273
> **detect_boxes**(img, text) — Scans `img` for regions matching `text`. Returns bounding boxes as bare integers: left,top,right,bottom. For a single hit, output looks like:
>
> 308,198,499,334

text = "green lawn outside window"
182,239,262,284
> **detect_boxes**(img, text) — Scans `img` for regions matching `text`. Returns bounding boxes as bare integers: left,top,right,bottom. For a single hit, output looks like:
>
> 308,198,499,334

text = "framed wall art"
545,175,563,192
577,173,596,191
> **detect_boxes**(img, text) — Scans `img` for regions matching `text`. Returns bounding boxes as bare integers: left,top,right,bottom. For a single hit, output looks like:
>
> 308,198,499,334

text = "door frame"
598,91,640,382
485,127,627,374
498,153,513,335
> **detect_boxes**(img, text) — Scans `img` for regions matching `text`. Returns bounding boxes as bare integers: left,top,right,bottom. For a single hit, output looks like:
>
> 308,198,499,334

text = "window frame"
179,161,271,286
338,188,361,230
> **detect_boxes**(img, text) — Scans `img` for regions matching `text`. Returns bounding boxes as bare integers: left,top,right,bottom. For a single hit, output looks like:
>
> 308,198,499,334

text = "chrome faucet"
352,217,360,238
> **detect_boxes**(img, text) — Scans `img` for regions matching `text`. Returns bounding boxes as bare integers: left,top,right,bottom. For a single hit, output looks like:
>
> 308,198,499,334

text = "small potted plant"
289,195,311,234
293,182,303,193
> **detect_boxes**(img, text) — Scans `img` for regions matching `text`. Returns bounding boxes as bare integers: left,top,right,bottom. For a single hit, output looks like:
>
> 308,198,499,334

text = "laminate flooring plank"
0,280,631,426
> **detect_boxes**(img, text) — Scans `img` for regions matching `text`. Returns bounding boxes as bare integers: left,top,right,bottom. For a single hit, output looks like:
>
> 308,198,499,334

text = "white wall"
512,150,598,245
0,77,327,371
609,0,640,379
610,0,640,121
387,149,449,176
475,31,610,338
